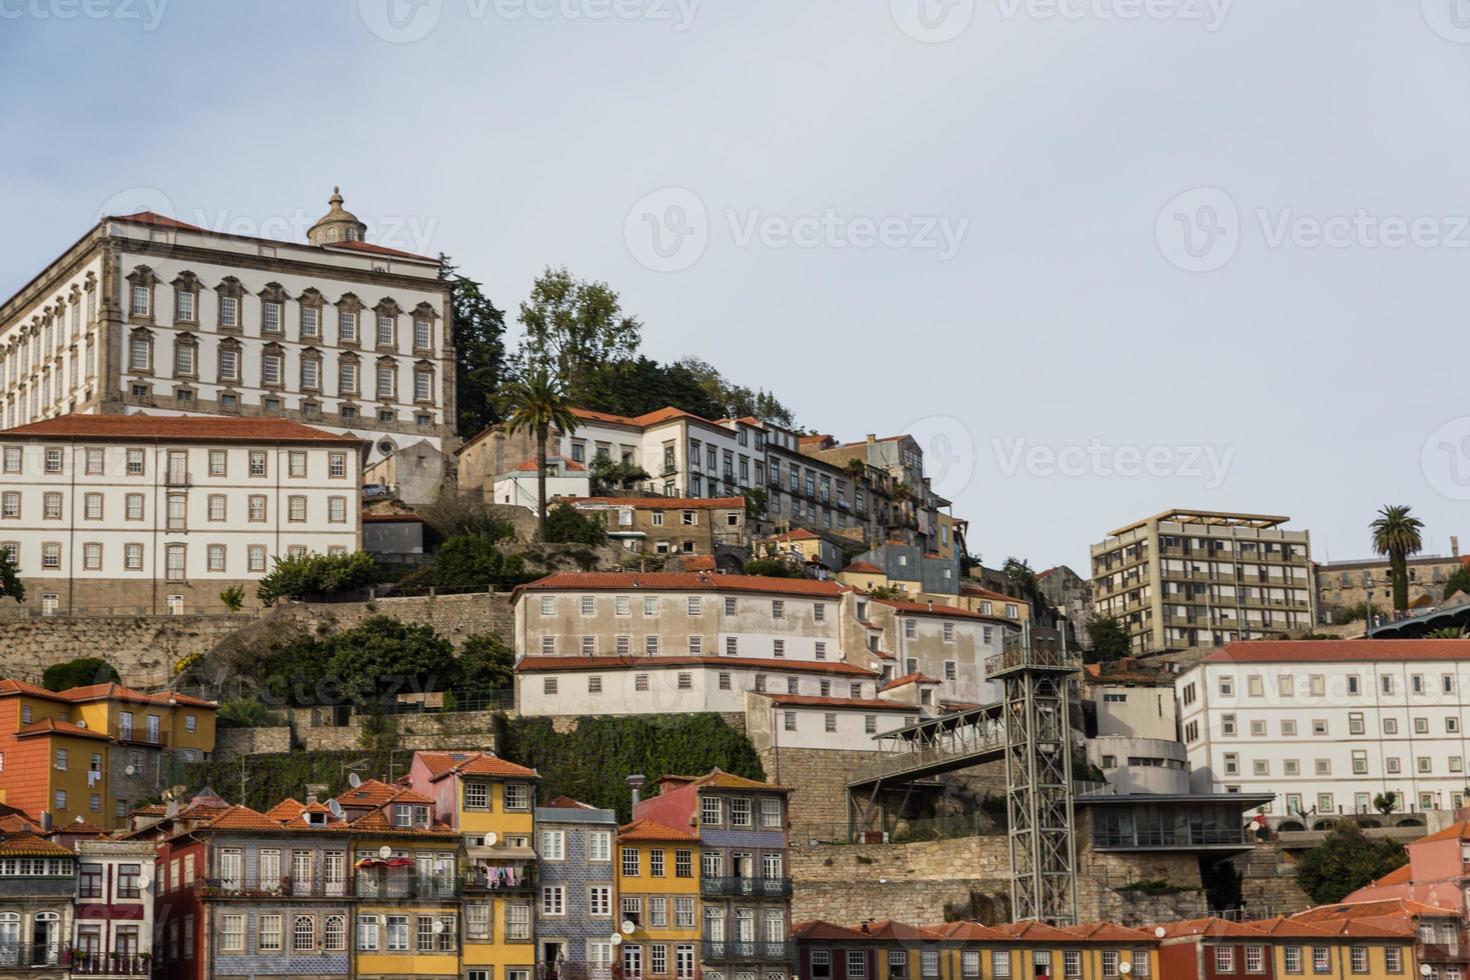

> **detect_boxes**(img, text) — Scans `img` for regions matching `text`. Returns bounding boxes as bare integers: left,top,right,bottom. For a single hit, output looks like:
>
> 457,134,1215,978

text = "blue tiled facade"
534,805,618,970
208,903,353,978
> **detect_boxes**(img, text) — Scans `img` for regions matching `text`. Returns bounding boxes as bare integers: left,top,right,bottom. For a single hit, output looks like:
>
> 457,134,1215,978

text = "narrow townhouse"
614,819,701,980
405,751,542,980
0,832,76,979
634,772,793,980
534,797,618,980
152,802,353,980
1154,916,1415,980
72,837,155,978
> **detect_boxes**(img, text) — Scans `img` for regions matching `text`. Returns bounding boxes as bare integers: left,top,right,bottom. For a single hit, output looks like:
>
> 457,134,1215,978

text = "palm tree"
843,458,867,479
1370,505,1425,612
505,368,578,541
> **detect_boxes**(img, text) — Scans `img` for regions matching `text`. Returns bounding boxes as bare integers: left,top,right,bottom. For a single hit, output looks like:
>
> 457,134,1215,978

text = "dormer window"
393,804,412,827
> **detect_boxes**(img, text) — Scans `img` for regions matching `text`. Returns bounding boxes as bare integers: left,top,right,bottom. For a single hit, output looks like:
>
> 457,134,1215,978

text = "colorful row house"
1156,916,1418,980
0,832,77,980
535,797,618,980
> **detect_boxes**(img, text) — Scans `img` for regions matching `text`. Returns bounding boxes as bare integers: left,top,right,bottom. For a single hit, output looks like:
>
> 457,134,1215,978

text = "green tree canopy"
432,535,531,590
544,503,607,546
42,657,120,692
456,633,516,691
1443,563,1470,603
321,616,459,708
517,267,641,391
1295,823,1407,904
256,552,379,606
441,256,508,439
1086,615,1131,664
1370,505,1425,612
0,549,24,603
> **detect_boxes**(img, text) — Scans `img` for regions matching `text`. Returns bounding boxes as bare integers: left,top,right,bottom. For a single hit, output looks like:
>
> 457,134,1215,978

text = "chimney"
1454,536,1461,559
866,434,876,444
306,793,318,806
627,774,646,813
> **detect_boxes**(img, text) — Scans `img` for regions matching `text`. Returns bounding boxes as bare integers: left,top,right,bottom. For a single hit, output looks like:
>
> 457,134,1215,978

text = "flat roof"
1107,509,1291,537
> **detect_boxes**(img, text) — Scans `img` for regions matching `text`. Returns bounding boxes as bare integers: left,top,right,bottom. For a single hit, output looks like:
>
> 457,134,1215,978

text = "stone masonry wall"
1233,841,1314,916
0,613,250,687
790,837,1014,925
211,709,502,759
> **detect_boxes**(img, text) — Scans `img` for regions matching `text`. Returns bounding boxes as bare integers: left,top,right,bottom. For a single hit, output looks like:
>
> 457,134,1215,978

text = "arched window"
293,916,315,952
323,915,345,951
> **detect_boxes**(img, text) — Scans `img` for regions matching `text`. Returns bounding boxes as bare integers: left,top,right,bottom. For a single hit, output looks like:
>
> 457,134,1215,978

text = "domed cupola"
307,187,368,245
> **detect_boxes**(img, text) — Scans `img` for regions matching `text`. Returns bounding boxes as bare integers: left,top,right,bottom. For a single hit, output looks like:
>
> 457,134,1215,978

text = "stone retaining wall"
0,613,250,687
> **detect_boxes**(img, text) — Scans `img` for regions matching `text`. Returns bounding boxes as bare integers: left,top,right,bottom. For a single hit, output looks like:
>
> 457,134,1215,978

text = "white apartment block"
1176,639,1470,819
0,414,361,615
0,193,455,469
510,572,1018,740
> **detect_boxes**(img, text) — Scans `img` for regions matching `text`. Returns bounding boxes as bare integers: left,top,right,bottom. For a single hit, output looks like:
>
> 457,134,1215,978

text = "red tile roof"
59,683,218,708
682,556,717,571
0,415,361,445
202,805,290,832
542,796,597,810
1204,639,1470,663
754,693,916,713
0,833,74,857
16,717,110,741
1414,820,1470,844
682,770,787,793
508,455,587,473
565,497,744,510
842,562,883,574
1152,917,1268,939
321,239,437,262
765,529,821,542
792,921,868,941
880,672,938,691
516,655,877,677
870,597,1012,623
618,819,698,842
1063,923,1158,942
923,921,1010,941
108,211,206,232
515,571,844,599
338,778,436,808
416,751,539,781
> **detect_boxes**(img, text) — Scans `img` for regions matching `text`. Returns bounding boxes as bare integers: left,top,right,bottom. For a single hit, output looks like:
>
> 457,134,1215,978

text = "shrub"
257,552,379,606
456,633,515,691
1296,823,1408,904
216,697,283,729
432,535,531,590
42,658,120,692
219,586,246,613
544,503,607,546
742,558,805,579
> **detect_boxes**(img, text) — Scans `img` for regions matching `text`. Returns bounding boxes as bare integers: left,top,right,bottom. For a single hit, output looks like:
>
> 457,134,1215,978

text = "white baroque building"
0,192,455,467
0,414,361,615
1176,639,1470,819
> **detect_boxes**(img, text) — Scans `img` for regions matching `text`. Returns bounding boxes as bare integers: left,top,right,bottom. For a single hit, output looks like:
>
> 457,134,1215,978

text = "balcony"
113,726,167,747
1417,943,1466,963
701,941,794,963
0,943,68,968
71,953,152,976
198,875,350,899
1091,828,1249,850
355,874,460,900
700,877,793,898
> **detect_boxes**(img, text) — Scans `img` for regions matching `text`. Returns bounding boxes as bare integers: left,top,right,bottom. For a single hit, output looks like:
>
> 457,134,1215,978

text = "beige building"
566,495,749,558
0,414,361,615
1316,548,1467,621
1090,509,1316,655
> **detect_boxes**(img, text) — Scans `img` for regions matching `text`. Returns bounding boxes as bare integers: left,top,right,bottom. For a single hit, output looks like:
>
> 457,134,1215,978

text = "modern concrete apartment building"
1091,509,1316,655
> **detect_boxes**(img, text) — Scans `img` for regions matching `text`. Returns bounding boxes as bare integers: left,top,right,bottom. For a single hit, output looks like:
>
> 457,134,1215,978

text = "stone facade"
0,610,247,687
789,837,1013,925
1232,841,1314,916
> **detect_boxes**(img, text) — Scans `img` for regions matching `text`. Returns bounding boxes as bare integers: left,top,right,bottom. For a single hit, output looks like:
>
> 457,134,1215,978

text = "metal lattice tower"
990,622,1078,926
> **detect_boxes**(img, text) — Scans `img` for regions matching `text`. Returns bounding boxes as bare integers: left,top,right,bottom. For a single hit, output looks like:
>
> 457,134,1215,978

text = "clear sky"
4,0,1469,573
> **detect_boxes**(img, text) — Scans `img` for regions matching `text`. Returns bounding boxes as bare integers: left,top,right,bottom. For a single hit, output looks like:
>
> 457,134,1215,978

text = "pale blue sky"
4,0,1470,572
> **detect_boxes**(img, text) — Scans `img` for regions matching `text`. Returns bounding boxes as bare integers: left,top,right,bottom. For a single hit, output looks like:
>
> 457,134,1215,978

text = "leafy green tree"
544,503,607,546
257,552,379,606
432,535,529,590
1370,505,1425,612
1086,615,1131,664
674,357,797,427
456,633,515,691
571,356,725,420
1295,823,1407,904
1444,563,1470,603
440,256,508,439
216,697,282,729
42,657,120,692
324,617,458,708
0,549,24,604
742,558,805,579
1373,791,1398,815
219,586,246,613
517,267,641,393
865,583,907,600
505,367,579,541
590,458,651,494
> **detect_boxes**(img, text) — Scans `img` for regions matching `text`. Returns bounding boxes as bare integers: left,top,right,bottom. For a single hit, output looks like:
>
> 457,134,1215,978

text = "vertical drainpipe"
151,437,160,617
67,437,77,615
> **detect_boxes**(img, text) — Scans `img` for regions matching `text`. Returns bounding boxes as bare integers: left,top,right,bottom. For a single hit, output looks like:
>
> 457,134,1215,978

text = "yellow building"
407,751,541,980
616,819,701,980
0,679,217,829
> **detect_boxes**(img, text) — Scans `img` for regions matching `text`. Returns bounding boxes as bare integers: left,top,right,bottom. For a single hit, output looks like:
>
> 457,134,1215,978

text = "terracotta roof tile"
0,679,70,702
515,571,845,599
200,805,286,832
1150,917,1267,939
336,778,435,808
754,693,916,713
565,497,745,510
264,799,307,822
59,683,218,708
509,455,587,473
0,415,361,445
321,239,437,262
1412,821,1470,844
108,211,206,232
1064,922,1158,942
880,672,938,691
515,655,877,677
923,921,1010,941
16,718,110,741
416,751,538,781
764,529,821,542
0,833,74,857
871,597,1014,624
618,819,698,842
842,562,883,574
685,770,787,793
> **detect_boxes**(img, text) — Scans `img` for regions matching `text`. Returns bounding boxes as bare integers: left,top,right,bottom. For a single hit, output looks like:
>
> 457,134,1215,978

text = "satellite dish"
621,921,636,935
161,789,174,802
1154,927,1166,939
74,720,86,729
432,920,446,935
610,934,623,946
349,773,362,788
484,832,498,847
1119,964,1132,976
328,799,345,819
378,845,393,859
124,766,136,777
